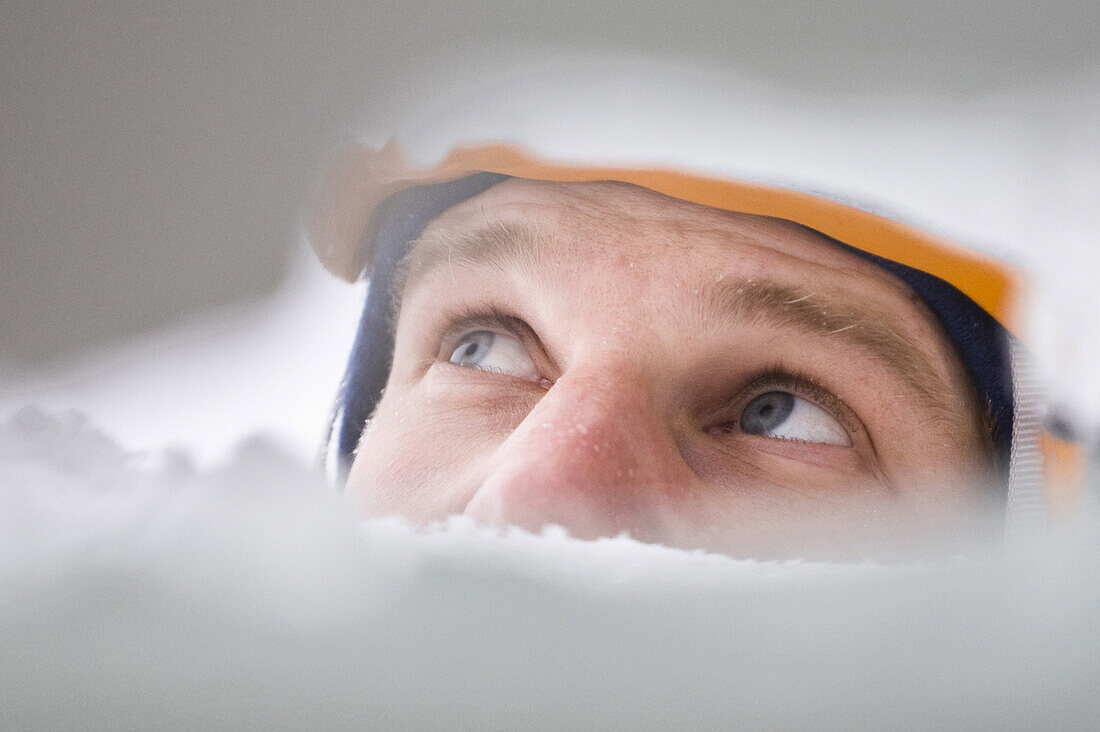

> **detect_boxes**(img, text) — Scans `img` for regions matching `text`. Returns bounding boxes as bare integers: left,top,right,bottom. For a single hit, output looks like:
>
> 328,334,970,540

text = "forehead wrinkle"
695,278,960,417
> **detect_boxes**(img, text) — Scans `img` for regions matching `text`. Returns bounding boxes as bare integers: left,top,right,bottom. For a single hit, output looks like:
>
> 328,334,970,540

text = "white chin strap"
1005,337,1047,539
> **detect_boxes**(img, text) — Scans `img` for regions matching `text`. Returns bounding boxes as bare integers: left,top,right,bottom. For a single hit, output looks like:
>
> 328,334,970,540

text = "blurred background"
3,1,1099,463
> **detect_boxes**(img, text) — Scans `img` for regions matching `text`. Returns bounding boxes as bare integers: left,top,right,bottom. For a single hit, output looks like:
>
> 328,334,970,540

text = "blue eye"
451,331,495,366
740,390,851,446
449,330,540,382
740,391,794,433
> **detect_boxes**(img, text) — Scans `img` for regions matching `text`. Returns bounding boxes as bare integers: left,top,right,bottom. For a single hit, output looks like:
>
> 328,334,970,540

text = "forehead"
416,177,923,306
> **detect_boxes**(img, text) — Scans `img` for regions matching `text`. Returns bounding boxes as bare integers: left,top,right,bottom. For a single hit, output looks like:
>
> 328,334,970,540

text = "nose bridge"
538,368,669,460
463,361,689,540
527,361,684,480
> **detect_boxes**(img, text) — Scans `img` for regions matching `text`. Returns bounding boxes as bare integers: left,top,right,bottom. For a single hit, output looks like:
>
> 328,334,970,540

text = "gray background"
4,0,1099,366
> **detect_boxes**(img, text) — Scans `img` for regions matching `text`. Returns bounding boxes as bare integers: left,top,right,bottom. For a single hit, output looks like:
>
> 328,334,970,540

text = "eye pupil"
445,326,541,383
740,391,795,434
450,330,495,366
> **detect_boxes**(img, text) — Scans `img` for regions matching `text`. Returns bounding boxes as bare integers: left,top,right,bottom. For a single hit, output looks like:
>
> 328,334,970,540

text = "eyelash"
436,306,544,363
716,368,856,437
434,308,857,436
746,369,845,414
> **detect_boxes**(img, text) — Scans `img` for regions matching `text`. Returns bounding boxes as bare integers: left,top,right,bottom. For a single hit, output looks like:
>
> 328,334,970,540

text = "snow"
3,408,1100,728
0,247,364,468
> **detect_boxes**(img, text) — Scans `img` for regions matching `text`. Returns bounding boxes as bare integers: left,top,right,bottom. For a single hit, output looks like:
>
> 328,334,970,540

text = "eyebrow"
397,220,959,413
693,278,956,411
395,220,547,307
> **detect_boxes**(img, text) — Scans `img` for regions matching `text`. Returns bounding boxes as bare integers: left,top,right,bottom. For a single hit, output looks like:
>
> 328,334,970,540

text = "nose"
462,368,694,542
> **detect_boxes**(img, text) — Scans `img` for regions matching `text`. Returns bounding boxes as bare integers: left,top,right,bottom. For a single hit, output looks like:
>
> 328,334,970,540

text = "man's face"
347,179,995,557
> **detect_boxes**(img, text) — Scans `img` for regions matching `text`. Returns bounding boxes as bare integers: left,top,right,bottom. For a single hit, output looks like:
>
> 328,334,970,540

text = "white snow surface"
0,247,365,468
3,408,1099,730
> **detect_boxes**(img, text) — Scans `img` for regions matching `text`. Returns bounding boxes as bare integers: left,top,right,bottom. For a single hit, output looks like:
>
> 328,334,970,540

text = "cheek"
885,441,989,519
871,428,992,516
344,384,529,522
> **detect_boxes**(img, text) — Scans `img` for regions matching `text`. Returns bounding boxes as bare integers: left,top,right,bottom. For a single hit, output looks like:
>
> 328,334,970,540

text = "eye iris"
740,391,795,434
451,331,494,365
